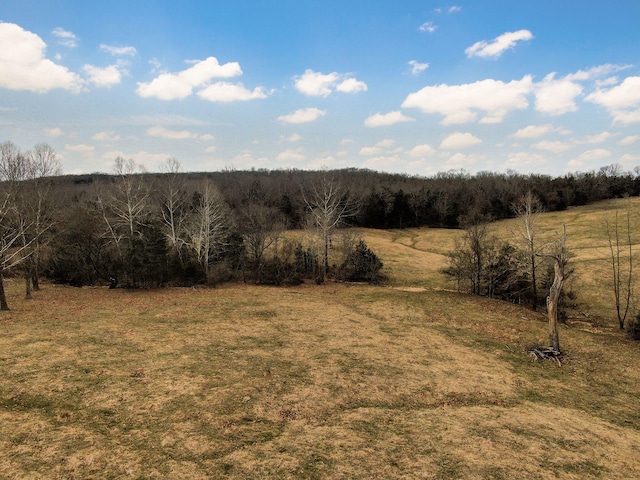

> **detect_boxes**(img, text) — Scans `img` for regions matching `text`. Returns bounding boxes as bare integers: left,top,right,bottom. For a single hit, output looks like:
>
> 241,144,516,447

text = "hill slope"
1,198,640,479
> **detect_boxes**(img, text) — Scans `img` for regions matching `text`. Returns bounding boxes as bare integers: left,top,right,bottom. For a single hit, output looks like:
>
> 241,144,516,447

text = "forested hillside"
2,141,640,298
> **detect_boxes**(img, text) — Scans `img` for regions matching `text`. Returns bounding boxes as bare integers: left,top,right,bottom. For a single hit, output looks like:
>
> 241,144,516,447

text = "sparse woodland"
2,141,640,335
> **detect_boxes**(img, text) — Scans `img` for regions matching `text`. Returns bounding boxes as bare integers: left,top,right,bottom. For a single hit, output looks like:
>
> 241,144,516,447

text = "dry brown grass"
1,280,640,478
2,199,640,479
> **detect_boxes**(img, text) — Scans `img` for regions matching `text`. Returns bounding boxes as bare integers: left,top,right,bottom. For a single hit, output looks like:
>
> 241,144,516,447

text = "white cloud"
586,76,640,124
440,132,482,150
205,146,217,153
147,126,197,140
0,22,83,93
619,135,639,146
83,64,122,87
359,139,396,156
419,21,438,33
443,153,484,170
52,27,77,48
465,30,533,59
620,153,640,167
402,76,532,125
277,148,306,162
136,56,242,100
575,149,612,162
92,131,121,142
409,60,429,75
534,73,583,115
407,144,437,157
280,133,302,143
197,82,268,102
569,149,613,169
294,69,367,97
566,64,632,82
448,6,462,13
65,144,95,155
146,125,212,140
580,132,612,144
103,150,172,172
278,107,326,124
510,124,554,138
100,44,137,56
505,152,547,170
44,127,64,137
336,77,368,93
364,111,415,127
532,140,572,153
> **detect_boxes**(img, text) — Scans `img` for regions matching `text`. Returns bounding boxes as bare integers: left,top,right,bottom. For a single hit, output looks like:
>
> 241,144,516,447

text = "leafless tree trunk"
159,158,187,258
303,175,357,279
513,191,544,310
605,209,633,329
185,179,228,277
546,225,568,352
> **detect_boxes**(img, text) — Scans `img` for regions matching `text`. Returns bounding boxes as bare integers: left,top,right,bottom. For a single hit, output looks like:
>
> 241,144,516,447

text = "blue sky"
1,1,639,176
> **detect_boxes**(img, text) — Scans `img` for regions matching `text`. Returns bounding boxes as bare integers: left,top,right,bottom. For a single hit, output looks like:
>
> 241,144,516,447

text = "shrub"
340,240,383,283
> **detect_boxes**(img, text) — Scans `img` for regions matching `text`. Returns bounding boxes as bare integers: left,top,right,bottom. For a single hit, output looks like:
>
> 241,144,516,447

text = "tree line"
2,139,640,311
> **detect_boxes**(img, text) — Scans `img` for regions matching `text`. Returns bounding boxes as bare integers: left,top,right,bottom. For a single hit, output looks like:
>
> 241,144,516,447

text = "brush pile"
527,345,563,366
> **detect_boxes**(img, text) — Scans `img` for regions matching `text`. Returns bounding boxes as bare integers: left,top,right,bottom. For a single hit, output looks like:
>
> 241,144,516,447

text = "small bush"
629,312,640,341
340,240,383,283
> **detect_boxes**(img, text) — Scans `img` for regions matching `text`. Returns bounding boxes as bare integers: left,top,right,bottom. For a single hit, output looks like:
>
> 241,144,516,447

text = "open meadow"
1,198,640,479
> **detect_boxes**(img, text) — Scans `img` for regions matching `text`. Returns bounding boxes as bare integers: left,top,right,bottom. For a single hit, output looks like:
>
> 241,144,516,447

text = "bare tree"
159,157,188,260
545,225,568,352
95,157,152,286
513,191,544,310
605,209,633,330
24,143,62,292
303,175,357,279
185,179,229,277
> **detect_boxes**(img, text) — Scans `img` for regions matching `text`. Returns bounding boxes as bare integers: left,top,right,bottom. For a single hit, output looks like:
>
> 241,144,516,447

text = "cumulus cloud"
443,153,484,170
136,56,243,100
364,111,415,127
359,139,397,156
418,21,438,33
402,76,532,125
44,127,64,137
0,22,83,93
586,76,640,124
465,30,533,59
92,131,121,142
409,60,429,75
277,148,306,162
65,144,95,155
568,149,612,169
440,132,482,150
83,64,122,88
100,44,137,56
532,140,572,153
278,107,326,124
407,144,437,157
534,73,583,115
510,124,554,138
619,135,639,146
52,27,77,48
580,132,612,144
197,82,268,102
146,126,212,140
336,77,368,93
294,69,367,97
505,152,547,171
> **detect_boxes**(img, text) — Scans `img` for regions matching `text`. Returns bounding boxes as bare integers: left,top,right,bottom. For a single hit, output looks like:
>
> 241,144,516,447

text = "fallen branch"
527,345,563,366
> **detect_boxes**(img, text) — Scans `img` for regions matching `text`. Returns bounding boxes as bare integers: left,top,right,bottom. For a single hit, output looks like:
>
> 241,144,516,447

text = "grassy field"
1,199,640,479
